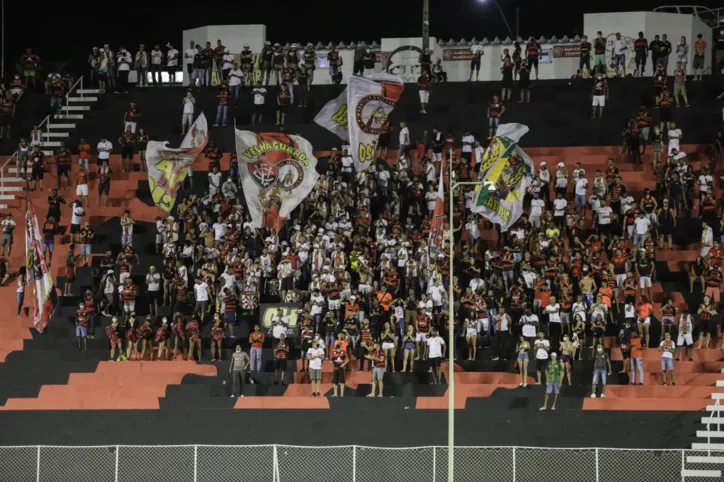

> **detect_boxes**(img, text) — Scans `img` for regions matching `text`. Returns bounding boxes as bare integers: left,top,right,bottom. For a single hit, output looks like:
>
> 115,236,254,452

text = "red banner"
551,45,581,58
442,49,473,61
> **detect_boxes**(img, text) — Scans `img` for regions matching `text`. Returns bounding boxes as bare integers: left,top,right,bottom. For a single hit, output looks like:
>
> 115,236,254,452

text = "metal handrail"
706,396,721,457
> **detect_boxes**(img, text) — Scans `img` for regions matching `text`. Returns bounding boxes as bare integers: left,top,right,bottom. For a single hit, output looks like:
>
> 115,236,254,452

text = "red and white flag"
25,196,58,333
429,162,446,252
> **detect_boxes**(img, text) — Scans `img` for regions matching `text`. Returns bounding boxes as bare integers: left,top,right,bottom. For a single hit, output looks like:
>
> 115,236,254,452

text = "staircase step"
42,132,69,138
67,96,98,102
0,195,17,200
697,430,724,438
701,417,724,424
60,106,91,111
48,123,76,129
41,150,53,156
687,456,724,463
41,141,62,147
681,469,722,477
0,178,26,183
76,89,104,94
54,115,84,120
0,204,7,210
717,381,724,387
706,405,724,412
691,442,724,450
0,186,25,192
712,393,724,400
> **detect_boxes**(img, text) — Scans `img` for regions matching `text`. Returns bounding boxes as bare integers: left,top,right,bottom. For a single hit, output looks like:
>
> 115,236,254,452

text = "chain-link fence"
0,445,720,481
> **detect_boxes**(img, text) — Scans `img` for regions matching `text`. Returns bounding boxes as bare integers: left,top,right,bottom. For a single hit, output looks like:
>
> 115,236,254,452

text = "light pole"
447,166,482,482
477,0,516,40
422,0,430,50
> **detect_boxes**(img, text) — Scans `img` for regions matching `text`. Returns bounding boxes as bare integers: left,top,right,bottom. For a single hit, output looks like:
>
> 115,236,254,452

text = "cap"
557,162,564,167
551,352,557,358
540,161,547,166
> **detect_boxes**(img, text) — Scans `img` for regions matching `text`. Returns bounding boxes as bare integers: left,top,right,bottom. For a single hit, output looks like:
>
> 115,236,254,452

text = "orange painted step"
37,384,169,399
234,395,330,409
583,398,709,411
293,371,371,387
610,348,724,362
646,373,724,386
94,361,217,375
657,249,699,262
65,372,191,388
604,385,724,399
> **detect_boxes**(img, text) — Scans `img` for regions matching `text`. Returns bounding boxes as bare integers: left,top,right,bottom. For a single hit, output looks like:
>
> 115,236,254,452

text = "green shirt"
546,361,561,383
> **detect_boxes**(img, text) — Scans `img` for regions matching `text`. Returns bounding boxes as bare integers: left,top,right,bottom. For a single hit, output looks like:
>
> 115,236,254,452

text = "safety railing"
705,396,721,458
0,445,718,482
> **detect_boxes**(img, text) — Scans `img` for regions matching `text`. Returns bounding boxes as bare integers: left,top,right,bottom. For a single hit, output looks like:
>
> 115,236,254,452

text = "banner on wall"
235,130,320,230
471,123,534,232
605,33,635,76
146,113,208,214
552,45,581,58
259,303,302,340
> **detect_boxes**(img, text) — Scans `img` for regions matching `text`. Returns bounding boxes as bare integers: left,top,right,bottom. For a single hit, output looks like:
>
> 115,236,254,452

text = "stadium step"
691,442,724,450
54,114,84,120
681,469,722,477
76,89,104,94
0,186,25,192
66,96,98,102
60,105,90,111
41,141,62,147
41,150,53,156
687,455,724,463
47,123,76,129
41,132,69,138
0,195,17,200
584,398,710,411
696,430,724,438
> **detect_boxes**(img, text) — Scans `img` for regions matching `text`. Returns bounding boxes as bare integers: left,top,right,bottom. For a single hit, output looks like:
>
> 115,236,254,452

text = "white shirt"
253,87,267,105
151,49,163,65
470,44,483,57
699,174,713,192
530,198,545,217
307,347,325,370
97,140,113,160
183,96,195,114
534,338,550,359
659,340,676,359
399,127,410,145
545,304,561,323
194,282,209,301
377,170,390,187
597,206,612,225
634,217,651,235
614,39,627,54
228,69,243,86
167,49,179,67
668,128,681,142
461,135,475,153
223,53,235,71
146,272,161,291
71,205,84,225
1,219,16,233
473,145,484,165
427,336,445,358
427,284,444,305
520,314,539,338
553,198,567,217
575,178,588,196
184,48,196,65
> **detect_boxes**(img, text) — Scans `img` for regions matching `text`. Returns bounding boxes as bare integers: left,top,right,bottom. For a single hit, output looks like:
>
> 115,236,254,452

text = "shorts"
419,90,430,103
70,223,80,234
639,277,651,288
373,367,385,381
76,184,88,197
309,368,322,381
430,357,442,367
546,382,559,394
31,168,44,180
677,333,693,346
225,311,238,326
489,117,500,128
57,165,70,178
415,333,428,342
470,58,481,70
75,325,87,337
535,359,548,371
377,133,390,148
274,358,287,371
639,317,651,325
1,233,12,246
705,287,720,303
594,54,606,66
80,244,90,256
281,277,294,291
592,368,607,385
693,55,705,70
332,369,345,384
98,182,110,195
382,341,395,350
517,352,529,362
43,239,54,252
592,95,606,107
65,266,75,281
662,316,674,325
661,358,674,371
123,301,136,313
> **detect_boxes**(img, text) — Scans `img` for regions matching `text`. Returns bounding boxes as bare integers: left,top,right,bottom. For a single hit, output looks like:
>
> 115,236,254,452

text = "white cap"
540,161,547,166
557,162,564,167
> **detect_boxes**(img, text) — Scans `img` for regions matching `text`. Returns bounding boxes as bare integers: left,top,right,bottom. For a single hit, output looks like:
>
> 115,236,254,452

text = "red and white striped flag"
25,196,57,333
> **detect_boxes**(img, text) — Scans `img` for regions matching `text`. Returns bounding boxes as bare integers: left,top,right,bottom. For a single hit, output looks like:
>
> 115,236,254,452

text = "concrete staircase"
0,80,103,210
683,377,724,479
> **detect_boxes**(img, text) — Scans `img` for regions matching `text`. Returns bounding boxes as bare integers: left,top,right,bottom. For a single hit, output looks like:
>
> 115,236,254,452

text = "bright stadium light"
475,0,515,39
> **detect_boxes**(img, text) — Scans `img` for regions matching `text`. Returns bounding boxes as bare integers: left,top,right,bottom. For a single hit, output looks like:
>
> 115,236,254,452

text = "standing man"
590,344,612,398
660,332,676,386
716,28,724,74
366,340,385,397
693,34,707,81
612,33,627,77
78,221,93,267
591,73,608,119
426,328,446,385
248,325,265,373
97,159,112,208
0,214,16,256
534,331,550,385
526,37,541,79
184,41,196,81
539,352,563,411
579,36,592,75
229,344,250,398
146,265,161,316
331,340,349,397
417,72,431,114
469,40,483,81
634,32,648,77
307,337,325,397
593,31,607,73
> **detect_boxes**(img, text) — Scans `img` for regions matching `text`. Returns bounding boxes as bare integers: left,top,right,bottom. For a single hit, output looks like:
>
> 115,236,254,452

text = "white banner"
25,197,57,333
347,75,404,172
235,130,320,230
313,90,349,142
146,113,208,214
471,123,535,232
